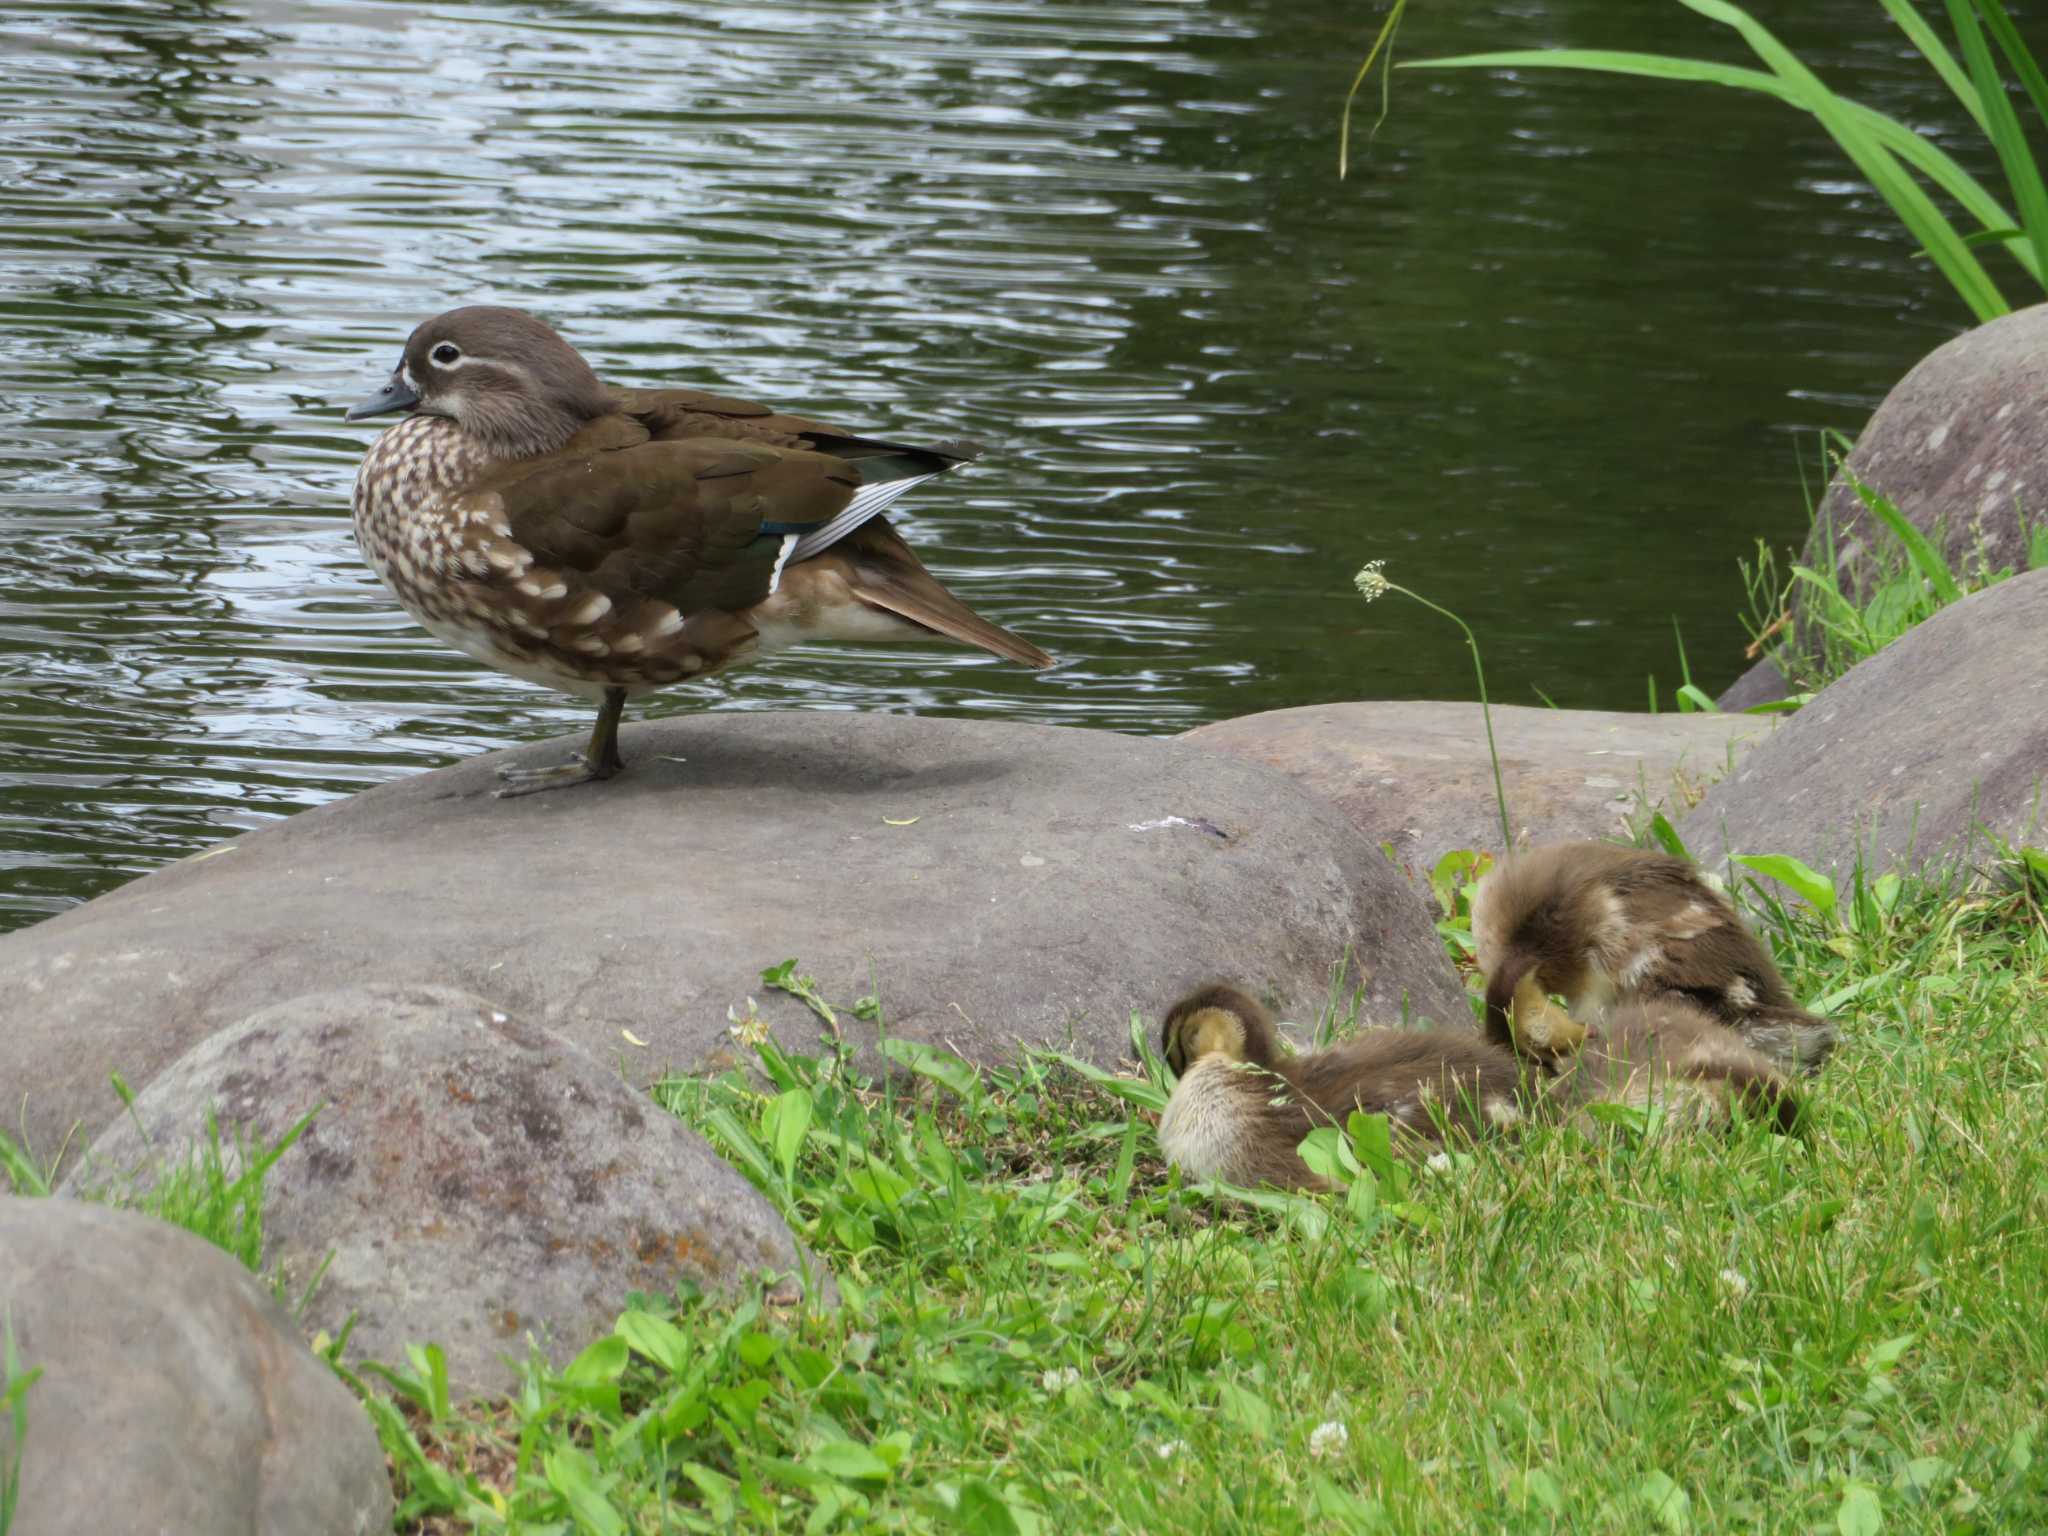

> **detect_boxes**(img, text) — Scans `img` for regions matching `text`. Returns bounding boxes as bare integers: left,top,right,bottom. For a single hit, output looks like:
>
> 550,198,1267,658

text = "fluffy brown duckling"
1156,982,1528,1189
1471,841,1838,1076
1542,996,1802,1134
1155,982,1803,1191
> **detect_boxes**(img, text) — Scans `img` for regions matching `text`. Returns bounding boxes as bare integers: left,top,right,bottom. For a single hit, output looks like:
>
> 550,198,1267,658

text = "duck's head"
347,305,613,457
1161,981,1283,1075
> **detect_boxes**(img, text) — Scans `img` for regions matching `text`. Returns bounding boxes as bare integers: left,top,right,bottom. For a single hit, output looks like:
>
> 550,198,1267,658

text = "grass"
1737,442,2046,699
350,845,2048,1535
1395,0,2048,323
7,834,2042,1534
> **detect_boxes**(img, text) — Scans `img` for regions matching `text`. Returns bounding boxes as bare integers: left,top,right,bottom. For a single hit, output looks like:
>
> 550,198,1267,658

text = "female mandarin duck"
347,306,1054,795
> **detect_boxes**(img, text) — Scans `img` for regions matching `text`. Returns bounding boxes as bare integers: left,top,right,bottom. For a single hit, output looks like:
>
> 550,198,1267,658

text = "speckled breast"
350,415,724,699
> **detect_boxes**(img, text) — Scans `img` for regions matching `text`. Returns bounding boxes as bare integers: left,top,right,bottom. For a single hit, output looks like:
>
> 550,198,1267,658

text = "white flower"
1353,561,1389,602
727,997,768,1048
1040,1366,1080,1393
1153,1439,1186,1461
1718,1268,1751,1302
1424,1151,1454,1174
1309,1420,1350,1458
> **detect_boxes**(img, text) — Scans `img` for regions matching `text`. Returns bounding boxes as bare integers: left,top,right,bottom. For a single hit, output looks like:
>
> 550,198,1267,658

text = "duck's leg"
494,687,628,798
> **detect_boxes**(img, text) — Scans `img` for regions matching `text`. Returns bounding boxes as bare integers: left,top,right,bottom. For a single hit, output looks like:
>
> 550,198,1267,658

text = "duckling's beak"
347,370,420,420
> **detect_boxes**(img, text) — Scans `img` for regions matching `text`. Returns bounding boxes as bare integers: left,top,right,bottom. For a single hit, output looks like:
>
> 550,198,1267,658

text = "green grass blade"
1731,852,1839,915
1842,470,1963,603
0,1132,49,1197
1979,0,2048,136
1681,0,2009,320
1338,0,1407,180
1405,48,2036,285
1880,0,1987,129
1952,0,2048,284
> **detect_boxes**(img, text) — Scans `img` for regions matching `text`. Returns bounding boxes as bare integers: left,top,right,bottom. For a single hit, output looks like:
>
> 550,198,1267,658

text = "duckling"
1156,982,1528,1189
1544,996,1802,1134
1470,841,1837,1076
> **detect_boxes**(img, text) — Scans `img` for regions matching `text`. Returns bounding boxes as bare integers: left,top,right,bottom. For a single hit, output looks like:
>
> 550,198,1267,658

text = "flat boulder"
2,712,1466,1167
59,985,828,1397
1685,569,2048,886
0,1196,392,1535
1721,304,2048,707
1183,702,1774,882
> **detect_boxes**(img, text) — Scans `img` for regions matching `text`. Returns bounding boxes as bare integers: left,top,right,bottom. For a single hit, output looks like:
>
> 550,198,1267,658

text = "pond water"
0,0,2032,931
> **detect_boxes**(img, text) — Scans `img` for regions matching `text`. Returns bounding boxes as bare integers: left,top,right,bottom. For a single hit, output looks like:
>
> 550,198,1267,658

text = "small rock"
1184,701,1774,881
2,712,1467,1166
0,1196,391,1535
1685,569,2048,886
59,985,830,1397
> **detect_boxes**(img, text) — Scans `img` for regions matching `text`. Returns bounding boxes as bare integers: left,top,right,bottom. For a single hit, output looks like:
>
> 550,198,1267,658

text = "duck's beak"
346,371,420,420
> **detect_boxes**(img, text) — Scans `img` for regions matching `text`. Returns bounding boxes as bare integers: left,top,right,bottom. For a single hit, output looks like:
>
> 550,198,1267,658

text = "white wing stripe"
788,471,941,563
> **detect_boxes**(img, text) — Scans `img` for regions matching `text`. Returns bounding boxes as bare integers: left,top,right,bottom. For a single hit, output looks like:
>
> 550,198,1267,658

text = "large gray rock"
1721,305,2048,707
0,1196,391,1536
1183,702,1775,883
58,986,823,1397
2,712,1464,1168
1685,569,2048,886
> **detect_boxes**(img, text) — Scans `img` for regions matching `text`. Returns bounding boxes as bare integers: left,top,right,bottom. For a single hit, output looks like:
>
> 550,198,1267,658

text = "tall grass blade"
1680,0,2008,320
1338,0,1407,180
1403,49,2038,285
1843,471,1963,602
1953,0,2048,284
1880,0,1986,128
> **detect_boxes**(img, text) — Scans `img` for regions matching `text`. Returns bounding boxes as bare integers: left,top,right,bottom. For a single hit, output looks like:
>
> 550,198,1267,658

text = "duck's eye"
430,342,461,366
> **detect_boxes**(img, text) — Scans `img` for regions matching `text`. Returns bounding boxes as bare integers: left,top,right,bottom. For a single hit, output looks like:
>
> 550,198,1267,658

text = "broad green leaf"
1347,1110,1399,1187
767,1087,813,1190
880,1037,982,1101
1638,1470,1693,1533
615,1309,691,1374
1837,1480,1883,1536
1732,853,1839,914
1296,1127,1351,1184
545,1446,627,1536
951,1479,1023,1536
1216,1379,1274,1435
806,1440,893,1483
563,1333,628,1388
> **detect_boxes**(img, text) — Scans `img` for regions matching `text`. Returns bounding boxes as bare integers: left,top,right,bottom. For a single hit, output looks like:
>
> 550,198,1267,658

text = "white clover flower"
1718,1268,1752,1303
1424,1151,1454,1175
1153,1439,1186,1461
1353,560,1389,602
1040,1366,1081,1393
1309,1420,1350,1458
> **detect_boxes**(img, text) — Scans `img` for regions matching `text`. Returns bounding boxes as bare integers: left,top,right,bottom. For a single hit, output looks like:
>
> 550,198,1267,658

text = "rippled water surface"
0,0,2034,929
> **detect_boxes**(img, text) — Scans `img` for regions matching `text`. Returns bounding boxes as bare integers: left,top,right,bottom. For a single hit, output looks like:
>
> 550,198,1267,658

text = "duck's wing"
613,386,983,560
471,432,858,615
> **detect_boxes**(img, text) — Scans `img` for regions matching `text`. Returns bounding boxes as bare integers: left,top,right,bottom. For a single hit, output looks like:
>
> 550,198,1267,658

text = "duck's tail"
836,520,1054,670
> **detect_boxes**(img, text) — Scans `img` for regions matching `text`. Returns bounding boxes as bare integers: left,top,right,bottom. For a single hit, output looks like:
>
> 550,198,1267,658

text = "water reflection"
0,0,2020,929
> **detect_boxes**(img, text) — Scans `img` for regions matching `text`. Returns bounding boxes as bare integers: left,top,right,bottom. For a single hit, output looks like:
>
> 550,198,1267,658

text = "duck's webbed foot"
491,686,628,799
493,755,615,798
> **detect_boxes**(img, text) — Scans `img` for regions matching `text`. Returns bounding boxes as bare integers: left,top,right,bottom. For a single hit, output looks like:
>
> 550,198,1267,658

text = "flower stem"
1389,584,1513,854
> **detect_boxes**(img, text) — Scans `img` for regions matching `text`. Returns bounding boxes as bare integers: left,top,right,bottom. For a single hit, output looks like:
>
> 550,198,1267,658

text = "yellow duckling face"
1162,1004,1248,1076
